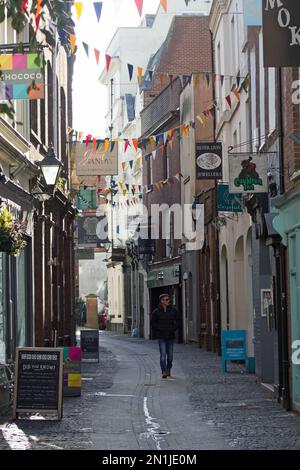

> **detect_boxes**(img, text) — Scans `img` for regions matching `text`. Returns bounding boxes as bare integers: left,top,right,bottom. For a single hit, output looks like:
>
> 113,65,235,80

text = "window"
259,30,265,146
268,68,276,134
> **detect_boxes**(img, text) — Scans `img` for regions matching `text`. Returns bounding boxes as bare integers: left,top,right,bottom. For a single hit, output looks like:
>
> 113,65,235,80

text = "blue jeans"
158,339,174,372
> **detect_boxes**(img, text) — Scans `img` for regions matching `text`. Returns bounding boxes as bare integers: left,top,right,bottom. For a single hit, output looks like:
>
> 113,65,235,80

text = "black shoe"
162,371,167,378
166,369,171,377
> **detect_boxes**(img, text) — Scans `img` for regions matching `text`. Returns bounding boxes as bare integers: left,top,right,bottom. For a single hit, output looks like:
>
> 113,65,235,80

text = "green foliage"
0,207,27,256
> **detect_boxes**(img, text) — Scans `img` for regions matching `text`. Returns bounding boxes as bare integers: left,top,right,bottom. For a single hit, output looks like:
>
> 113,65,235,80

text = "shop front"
147,263,183,343
273,191,300,412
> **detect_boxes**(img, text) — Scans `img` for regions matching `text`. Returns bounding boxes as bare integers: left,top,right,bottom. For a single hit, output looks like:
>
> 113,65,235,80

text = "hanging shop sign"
73,141,118,177
76,189,98,210
217,184,243,213
75,248,95,260
77,215,109,246
196,142,222,179
263,0,300,67
0,49,45,100
228,153,269,194
13,347,64,420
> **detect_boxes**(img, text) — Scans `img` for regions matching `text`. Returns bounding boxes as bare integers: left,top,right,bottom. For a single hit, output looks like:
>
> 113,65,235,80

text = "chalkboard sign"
80,330,99,362
13,347,64,420
221,330,247,373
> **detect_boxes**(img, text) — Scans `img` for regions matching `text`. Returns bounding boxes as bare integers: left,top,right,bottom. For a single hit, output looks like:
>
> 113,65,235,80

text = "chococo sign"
263,0,300,67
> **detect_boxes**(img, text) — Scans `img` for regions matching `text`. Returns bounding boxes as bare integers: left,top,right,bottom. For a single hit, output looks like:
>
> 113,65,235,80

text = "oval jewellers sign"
263,0,300,67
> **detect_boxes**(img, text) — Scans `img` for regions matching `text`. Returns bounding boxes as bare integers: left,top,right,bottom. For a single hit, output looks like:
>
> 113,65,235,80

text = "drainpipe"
277,67,290,410
211,31,221,355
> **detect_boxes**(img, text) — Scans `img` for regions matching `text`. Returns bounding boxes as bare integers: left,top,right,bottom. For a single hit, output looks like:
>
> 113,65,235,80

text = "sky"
72,0,161,137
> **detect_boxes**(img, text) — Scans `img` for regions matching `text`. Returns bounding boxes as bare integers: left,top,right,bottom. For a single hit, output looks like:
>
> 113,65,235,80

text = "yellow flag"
160,0,167,13
149,136,156,149
104,139,110,153
74,2,83,21
136,156,141,167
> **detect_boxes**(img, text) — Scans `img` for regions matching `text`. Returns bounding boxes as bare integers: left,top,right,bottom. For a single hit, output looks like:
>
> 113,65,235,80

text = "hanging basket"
0,207,27,256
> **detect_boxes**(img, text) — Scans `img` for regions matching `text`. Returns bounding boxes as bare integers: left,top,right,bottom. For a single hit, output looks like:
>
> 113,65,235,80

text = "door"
289,231,300,412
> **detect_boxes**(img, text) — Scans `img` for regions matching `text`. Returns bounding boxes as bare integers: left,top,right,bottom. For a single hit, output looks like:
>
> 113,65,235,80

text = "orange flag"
137,67,143,85
70,34,76,54
160,0,167,12
132,138,139,152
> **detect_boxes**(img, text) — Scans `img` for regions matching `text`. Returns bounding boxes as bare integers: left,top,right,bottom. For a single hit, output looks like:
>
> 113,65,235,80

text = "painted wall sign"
217,184,243,212
73,141,118,177
229,153,268,193
13,347,63,420
196,142,222,179
263,0,300,67
221,330,247,372
0,51,45,100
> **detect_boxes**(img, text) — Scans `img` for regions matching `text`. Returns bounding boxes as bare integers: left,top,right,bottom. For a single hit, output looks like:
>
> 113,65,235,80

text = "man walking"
151,294,180,379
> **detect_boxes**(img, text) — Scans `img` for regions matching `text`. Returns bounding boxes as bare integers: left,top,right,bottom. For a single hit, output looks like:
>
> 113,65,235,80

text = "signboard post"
80,330,99,362
13,347,64,420
221,330,247,373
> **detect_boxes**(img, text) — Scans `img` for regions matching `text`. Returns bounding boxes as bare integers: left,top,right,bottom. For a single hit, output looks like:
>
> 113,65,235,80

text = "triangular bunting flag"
124,140,131,153
226,95,232,108
105,54,112,72
93,137,97,150
232,85,240,101
85,134,92,146
74,2,83,21
132,138,138,151
104,139,110,153
121,162,126,171
137,66,143,85
148,70,153,82
160,0,167,13
93,2,103,22
127,64,133,81
70,34,76,54
135,0,143,16
110,141,116,152
82,42,89,57
94,48,100,64
236,76,241,88
129,160,134,169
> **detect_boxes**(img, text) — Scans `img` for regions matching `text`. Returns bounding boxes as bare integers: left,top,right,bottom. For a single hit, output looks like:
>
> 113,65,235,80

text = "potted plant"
0,207,27,256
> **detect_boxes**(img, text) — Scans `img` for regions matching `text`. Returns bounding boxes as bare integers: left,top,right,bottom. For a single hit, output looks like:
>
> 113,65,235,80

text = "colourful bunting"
137,67,143,85
135,0,143,16
124,140,131,153
105,54,112,72
160,0,167,13
74,2,83,21
132,138,138,151
93,2,103,22
127,64,133,81
82,42,89,57
70,34,76,54
225,95,232,108
94,48,100,64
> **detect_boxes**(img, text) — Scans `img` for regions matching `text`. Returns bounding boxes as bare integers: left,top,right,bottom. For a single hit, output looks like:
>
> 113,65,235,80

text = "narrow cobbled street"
1,332,300,451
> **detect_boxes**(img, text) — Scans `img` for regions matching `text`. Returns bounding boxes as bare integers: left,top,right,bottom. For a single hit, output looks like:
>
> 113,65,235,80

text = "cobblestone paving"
174,347,300,450
0,346,118,450
1,333,300,450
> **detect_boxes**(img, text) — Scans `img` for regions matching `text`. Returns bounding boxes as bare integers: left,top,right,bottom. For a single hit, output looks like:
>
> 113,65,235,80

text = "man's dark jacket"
151,305,180,340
